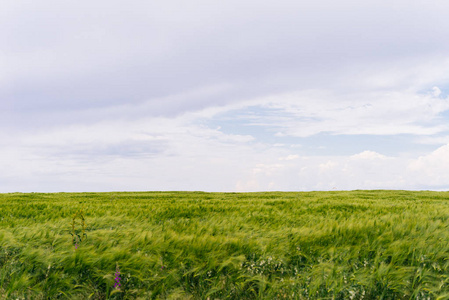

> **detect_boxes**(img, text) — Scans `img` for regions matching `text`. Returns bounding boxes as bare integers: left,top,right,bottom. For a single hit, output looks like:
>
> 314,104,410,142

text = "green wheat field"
2,190,449,299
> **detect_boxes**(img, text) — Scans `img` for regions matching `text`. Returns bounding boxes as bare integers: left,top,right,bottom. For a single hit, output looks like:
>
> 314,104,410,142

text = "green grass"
1,190,449,299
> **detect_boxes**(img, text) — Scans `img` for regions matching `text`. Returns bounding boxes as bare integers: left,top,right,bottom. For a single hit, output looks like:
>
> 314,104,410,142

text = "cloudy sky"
2,0,449,192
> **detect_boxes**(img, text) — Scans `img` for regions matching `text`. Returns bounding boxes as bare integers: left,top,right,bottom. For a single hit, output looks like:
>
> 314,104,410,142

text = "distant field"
1,191,449,299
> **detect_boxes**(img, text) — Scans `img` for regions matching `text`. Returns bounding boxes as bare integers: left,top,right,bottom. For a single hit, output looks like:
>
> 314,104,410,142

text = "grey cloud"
77,140,168,158
39,139,169,161
3,0,449,120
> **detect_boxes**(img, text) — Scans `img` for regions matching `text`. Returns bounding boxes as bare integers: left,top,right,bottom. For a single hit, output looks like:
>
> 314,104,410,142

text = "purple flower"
114,264,121,290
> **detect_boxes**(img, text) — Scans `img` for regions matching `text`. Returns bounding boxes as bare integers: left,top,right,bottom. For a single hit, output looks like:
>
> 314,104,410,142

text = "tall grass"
1,190,449,299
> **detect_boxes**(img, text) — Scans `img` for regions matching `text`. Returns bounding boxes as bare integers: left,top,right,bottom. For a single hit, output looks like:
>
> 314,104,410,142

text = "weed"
70,208,87,249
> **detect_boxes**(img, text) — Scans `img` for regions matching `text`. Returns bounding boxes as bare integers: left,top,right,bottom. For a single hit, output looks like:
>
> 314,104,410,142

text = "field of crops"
1,190,449,299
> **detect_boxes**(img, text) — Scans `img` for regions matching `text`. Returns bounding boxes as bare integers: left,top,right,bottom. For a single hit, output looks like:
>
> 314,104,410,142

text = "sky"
2,0,449,192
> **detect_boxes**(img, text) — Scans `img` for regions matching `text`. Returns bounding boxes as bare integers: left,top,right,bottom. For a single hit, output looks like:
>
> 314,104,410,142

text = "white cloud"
279,155,299,161
0,109,266,192
2,82,449,192
234,145,449,191
415,135,449,145
351,151,386,160
408,144,449,186
319,160,338,172
2,107,449,192
203,84,449,141
432,86,442,97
